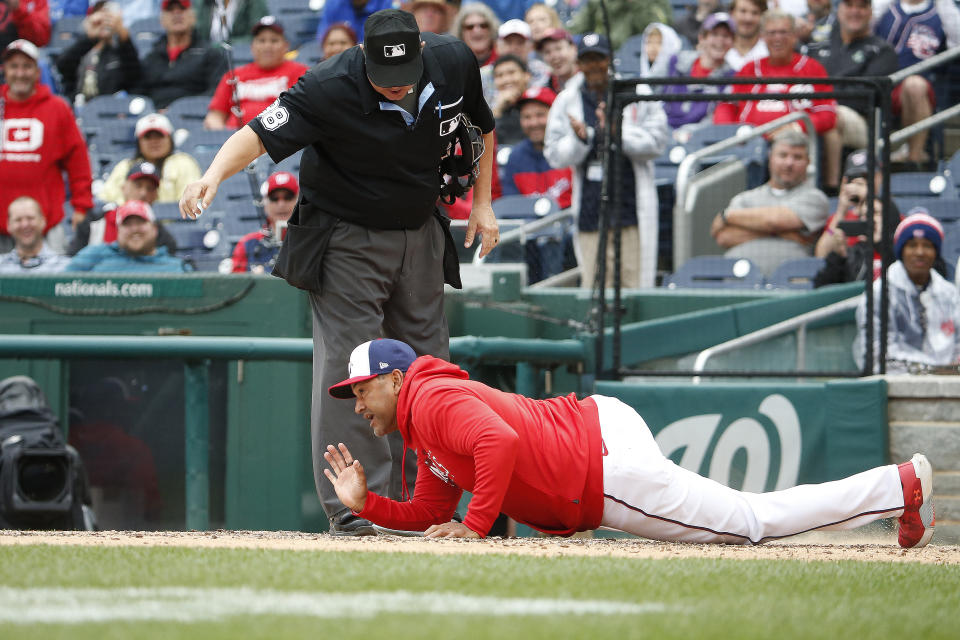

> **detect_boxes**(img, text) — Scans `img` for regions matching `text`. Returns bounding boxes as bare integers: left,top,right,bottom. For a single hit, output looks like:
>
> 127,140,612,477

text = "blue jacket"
66,243,193,273
315,0,397,42
483,0,537,21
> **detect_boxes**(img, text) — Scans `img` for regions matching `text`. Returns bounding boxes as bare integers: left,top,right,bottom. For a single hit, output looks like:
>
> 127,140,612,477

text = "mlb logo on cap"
384,43,406,57
328,339,417,398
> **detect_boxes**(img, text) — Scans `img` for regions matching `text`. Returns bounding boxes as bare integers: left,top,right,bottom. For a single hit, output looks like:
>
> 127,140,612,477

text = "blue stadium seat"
271,149,303,176
180,129,233,155
165,96,211,132
128,17,164,58
77,94,155,139
888,171,952,199
151,202,182,222
283,14,321,47
663,255,764,288
164,217,232,271
893,197,960,224
291,39,325,66
86,120,138,158
226,41,254,66
47,16,84,57
613,34,644,79
766,257,825,290
940,220,960,281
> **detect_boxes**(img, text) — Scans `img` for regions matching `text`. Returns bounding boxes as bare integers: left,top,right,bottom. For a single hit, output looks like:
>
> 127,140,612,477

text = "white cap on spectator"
2,39,40,63
499,19,531,40
135,113,174,138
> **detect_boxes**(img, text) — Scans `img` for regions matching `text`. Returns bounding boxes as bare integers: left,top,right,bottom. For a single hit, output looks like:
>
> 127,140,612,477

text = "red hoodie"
0,83,93,234
358,356,605,537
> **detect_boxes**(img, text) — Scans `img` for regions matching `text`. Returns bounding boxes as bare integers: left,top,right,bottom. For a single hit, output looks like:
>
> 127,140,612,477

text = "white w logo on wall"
654,394,802,492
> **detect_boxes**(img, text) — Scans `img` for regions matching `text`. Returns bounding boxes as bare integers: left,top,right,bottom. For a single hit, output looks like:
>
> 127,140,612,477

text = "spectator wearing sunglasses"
0,196,69,273
230,171,298,273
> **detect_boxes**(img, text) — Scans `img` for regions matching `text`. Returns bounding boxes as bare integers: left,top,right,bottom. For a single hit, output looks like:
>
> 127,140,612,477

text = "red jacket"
359,356,605,537
0,84,93,233
208,60,309,128
713,53,837,134
0,0,51,49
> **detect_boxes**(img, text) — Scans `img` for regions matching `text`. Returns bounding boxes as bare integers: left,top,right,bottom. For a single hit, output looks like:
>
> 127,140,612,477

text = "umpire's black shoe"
329,513,377,537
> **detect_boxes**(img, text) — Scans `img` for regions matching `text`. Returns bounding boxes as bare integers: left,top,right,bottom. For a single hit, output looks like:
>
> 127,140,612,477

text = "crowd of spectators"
1,0,959,296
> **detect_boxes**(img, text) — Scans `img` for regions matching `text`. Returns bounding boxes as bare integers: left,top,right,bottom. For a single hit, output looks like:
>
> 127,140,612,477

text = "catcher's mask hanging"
438,113,485,205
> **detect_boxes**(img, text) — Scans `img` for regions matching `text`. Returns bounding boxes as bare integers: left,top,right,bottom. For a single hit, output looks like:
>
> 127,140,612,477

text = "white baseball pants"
594,395,906,545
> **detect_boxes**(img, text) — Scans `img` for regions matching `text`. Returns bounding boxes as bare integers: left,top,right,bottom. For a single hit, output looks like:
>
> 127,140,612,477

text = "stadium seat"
47,16,84,57
766,257,825,290
888,171,951,199
85,120,138,158
77,94,155,138
613,34,644,79
291,39,325,66
663,255,764,289
226,41,254,66
165,96,211,132
164,217,232,271
283,14,321,47
271,149,303,176
892,196,960,223
180,129,233,155
151,202,182,222
128,16,164,58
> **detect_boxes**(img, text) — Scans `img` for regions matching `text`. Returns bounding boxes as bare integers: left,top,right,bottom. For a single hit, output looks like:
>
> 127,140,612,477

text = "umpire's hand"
465,201,499,259
179,177,220,220
322,443,368,512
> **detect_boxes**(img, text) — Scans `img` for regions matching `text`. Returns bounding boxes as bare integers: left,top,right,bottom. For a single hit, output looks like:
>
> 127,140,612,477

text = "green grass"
1,545,957,639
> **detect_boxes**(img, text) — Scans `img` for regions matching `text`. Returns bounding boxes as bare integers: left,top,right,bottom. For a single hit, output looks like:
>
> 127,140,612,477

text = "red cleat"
897,453,935,548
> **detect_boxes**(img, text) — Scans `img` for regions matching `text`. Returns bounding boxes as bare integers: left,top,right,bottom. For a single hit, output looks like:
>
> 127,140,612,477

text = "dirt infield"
2,530,958,564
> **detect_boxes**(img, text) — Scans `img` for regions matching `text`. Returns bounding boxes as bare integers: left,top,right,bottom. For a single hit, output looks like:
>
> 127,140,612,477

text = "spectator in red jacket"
0,39,92,253
714,10,837,136
322,338,936,549
0,0,51,50
230,171,299,273
204,16,309,130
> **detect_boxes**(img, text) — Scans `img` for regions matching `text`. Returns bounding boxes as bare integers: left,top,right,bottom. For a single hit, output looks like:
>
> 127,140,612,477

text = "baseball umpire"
323,339,935,548
179,9,498,535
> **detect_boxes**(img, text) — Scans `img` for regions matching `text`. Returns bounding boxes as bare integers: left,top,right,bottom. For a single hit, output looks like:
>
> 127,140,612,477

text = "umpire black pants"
309,214,449,521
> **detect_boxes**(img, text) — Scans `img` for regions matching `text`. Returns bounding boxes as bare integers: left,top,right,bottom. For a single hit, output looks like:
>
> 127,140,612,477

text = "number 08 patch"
259,100,289,131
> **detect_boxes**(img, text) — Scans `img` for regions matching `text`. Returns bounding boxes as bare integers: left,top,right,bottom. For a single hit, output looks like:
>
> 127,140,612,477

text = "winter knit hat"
893,210,943,260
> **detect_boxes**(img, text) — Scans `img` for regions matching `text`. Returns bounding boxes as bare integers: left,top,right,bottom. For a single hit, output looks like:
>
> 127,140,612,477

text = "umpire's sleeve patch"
259,100,290,131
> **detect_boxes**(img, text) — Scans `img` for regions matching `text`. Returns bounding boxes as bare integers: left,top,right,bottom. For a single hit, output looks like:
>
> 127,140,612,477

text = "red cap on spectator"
161,0,190,10
517,86,556,109
116,200,156,224
536,28,573,51
252,15,285,37
263,171,299,197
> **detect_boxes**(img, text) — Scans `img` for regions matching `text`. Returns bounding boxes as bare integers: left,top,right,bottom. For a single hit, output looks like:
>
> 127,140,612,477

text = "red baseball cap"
126,161,161,185
161,0,190,9
263,171,299,197
116,200,156,224
536,27,573,51
252,15,285,37
517,86,556,109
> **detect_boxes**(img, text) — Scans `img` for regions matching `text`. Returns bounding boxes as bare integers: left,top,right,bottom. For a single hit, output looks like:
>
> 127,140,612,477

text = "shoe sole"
911,453,935,548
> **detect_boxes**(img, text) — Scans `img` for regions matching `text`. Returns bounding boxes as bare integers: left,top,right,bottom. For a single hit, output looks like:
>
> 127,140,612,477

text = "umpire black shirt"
804,30,899,110
248,32,495,230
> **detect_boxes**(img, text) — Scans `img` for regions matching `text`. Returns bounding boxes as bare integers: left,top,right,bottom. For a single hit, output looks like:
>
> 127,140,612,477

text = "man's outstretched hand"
424,522,481,539
322,443,368,512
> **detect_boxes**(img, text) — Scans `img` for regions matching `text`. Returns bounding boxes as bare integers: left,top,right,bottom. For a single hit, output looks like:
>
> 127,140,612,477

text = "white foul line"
0,587,673,624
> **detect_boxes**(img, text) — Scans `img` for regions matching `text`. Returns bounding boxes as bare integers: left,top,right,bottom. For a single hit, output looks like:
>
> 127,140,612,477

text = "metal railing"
0,334,586,530
691,296,861,383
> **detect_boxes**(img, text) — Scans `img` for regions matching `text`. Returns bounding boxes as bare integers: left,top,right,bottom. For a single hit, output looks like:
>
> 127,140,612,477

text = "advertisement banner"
594,379,888,490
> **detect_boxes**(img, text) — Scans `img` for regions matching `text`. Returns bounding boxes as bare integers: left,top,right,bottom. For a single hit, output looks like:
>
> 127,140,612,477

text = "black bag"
271,195,339,293
0,376,94,530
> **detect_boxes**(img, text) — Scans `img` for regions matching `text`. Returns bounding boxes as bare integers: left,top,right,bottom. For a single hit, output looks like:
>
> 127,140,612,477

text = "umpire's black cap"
363,9,423,88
